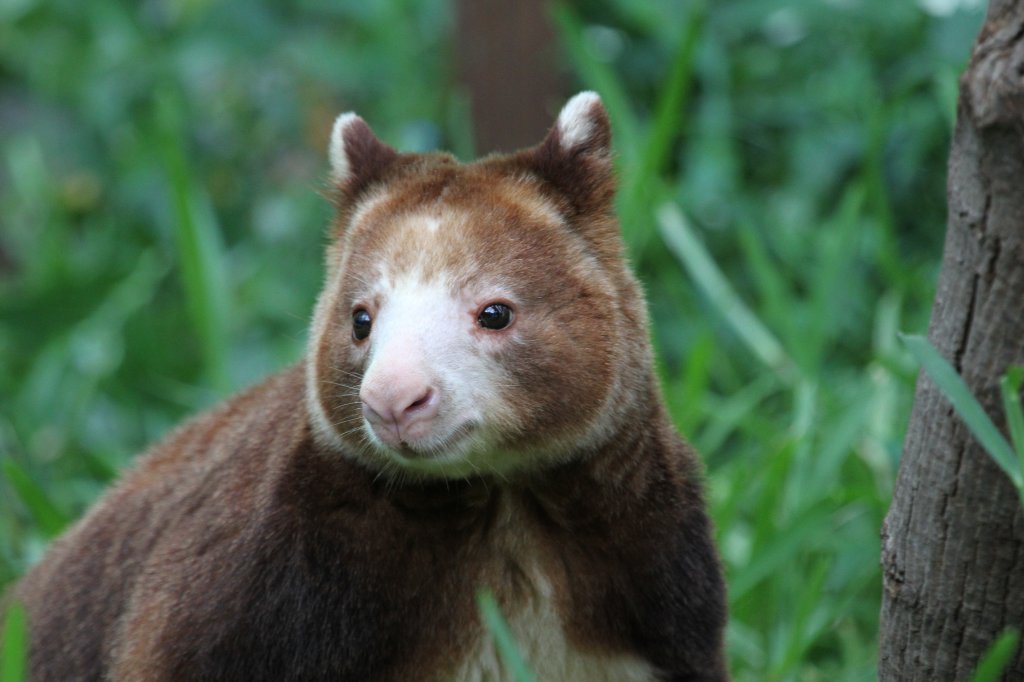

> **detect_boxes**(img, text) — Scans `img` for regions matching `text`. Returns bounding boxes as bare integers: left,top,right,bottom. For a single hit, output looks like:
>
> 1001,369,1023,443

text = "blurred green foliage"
0,0,986,679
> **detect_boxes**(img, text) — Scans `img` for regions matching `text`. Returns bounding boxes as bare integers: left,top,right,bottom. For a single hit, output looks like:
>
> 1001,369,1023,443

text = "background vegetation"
0,0,987,679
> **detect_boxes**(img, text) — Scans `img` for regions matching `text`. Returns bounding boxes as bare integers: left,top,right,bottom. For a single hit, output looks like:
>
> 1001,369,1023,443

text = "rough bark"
879,1,1024,679
454,0,565,154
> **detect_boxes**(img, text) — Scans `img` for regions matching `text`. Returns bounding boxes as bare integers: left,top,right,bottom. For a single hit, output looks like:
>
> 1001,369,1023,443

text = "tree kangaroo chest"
295,485,661,682
434,500,658,682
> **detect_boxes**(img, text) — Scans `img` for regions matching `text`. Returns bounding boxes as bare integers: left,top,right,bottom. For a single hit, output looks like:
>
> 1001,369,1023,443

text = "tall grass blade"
636,3,702,180
657,202,796,384
736,223,789,344
901,334,1022,489
967,628,1020,682
154,89,231,393
675,327,714,434
1000,366,1024,458
803,185,864,372
1,460,68,539
861,102,900,286
1,601,27,682
729,509,832,602
475,589,536,682
618,2,703,251
549,4,639,159
775,559,829,674
1001,366,1024,507
695,373,777,455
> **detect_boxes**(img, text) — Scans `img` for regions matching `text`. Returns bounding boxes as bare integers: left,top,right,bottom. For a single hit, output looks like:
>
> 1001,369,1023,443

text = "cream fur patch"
304,257,351,453
450,578,658,682
449,497,658,682
556,91,601,150
356,257,516,474
328,112,360,183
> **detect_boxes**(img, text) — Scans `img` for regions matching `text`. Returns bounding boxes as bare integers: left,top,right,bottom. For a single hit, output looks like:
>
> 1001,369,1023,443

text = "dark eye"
352,309,372,341
478,303,513,330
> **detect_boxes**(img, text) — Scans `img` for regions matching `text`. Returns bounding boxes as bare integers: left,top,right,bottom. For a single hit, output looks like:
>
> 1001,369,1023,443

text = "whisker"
337,424,368,439
326,368,364,380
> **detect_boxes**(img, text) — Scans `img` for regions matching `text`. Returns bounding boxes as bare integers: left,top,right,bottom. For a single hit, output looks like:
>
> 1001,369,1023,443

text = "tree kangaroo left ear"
329,112,399,199
529,91,615,217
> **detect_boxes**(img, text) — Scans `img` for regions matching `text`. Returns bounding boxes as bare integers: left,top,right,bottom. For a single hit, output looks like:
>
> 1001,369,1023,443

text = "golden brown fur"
12,93,727,681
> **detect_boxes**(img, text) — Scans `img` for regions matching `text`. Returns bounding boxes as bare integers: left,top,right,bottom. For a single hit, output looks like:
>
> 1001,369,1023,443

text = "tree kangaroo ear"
550,91,612,158
329,113,399,200
530,91,615,216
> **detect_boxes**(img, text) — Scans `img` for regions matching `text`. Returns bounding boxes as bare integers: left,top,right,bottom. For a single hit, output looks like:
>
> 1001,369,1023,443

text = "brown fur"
11,95,727,681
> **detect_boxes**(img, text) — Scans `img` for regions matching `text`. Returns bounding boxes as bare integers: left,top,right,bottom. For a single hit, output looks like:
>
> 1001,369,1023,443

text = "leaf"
475,589,536,682
968,628,1020,682
901,334,1022,489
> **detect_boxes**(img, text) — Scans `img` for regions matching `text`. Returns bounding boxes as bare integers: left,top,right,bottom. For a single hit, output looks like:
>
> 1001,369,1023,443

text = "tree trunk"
879,1,1024,679
454,0,566,154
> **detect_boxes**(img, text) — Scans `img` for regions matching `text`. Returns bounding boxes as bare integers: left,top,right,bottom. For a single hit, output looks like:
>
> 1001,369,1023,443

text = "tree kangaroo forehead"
12,92,728,682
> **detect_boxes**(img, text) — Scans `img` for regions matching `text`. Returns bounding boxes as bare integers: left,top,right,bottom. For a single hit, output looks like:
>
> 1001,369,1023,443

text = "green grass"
902,334,1024,508
902,336,1023,486
0,0,986,679
476,590,538,682
154,88,232,394
968,629,1021,682
1,602,26,682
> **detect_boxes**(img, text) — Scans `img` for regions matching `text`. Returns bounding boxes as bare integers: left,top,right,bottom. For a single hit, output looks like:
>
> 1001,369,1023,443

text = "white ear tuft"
326,112,398,197
556,91,603,150
329,112,361,183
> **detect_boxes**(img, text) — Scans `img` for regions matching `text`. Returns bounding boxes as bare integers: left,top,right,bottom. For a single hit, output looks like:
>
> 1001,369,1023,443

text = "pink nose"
360,380,439,445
